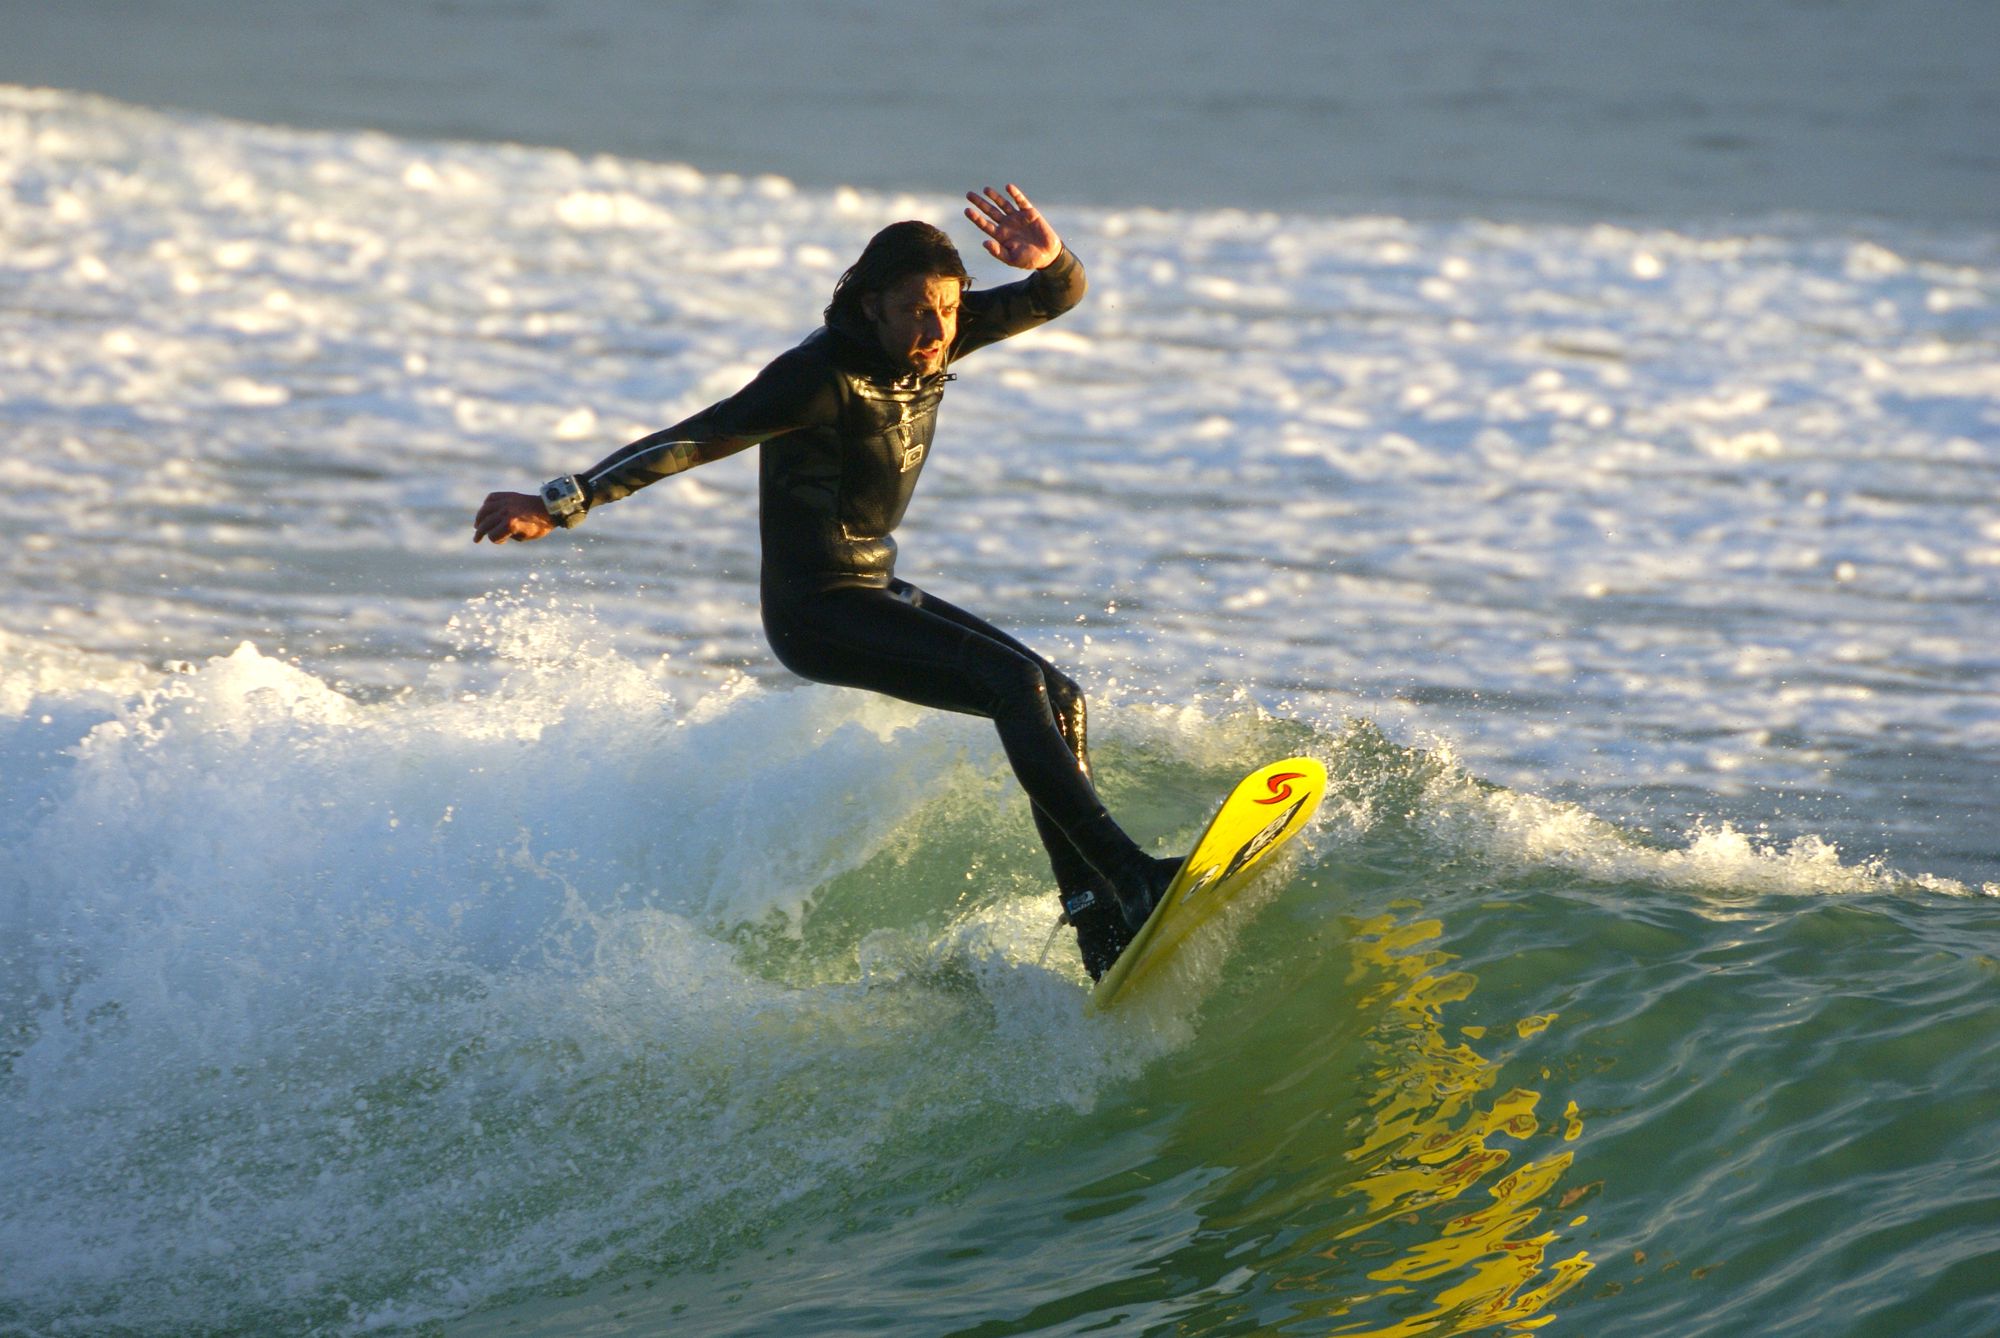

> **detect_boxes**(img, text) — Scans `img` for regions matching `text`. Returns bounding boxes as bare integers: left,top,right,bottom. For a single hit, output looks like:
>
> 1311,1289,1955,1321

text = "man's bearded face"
864,272,961,375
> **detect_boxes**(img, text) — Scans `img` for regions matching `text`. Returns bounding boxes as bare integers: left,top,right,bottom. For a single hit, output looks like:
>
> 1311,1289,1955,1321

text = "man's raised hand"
964,184,1062,271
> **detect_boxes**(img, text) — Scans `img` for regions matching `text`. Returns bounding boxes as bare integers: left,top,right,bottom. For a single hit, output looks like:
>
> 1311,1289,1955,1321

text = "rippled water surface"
3,86,1997,1337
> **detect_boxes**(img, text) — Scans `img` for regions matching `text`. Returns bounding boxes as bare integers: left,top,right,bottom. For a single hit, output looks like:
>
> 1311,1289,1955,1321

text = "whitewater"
2,88,1997,1336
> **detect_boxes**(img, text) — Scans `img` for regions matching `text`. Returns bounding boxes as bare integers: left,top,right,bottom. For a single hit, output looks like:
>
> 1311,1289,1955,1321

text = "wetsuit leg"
762,581,1165,913
871,586,1104,896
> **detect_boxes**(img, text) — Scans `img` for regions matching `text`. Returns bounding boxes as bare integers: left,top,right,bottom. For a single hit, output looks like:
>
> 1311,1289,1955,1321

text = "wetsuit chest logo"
887,399,932,472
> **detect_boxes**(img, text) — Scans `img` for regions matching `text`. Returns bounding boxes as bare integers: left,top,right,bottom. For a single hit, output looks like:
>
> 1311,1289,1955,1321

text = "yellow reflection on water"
1300,914,1595,1335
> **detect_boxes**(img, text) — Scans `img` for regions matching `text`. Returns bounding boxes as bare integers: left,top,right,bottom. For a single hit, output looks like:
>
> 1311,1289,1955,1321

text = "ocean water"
3,0,1996,225
2,41,1998,1338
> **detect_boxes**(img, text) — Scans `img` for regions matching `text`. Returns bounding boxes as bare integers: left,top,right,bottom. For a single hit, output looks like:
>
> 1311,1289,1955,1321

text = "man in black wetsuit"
474,184,1176,979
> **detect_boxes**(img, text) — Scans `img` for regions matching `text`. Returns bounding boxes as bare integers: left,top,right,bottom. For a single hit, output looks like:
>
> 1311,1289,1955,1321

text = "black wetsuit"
566,248,1164,967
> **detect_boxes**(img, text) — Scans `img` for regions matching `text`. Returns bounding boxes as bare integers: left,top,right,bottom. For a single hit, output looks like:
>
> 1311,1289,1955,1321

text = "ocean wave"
5,632,1992,1334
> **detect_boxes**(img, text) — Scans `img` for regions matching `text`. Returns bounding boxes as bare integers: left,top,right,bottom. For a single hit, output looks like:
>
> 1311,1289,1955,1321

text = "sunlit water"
3,89,1997,1336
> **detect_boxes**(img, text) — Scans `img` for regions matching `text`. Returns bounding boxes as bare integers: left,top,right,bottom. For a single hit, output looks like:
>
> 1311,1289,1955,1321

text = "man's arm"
952,184,1086,359
471,438,746,544
473,345,835,544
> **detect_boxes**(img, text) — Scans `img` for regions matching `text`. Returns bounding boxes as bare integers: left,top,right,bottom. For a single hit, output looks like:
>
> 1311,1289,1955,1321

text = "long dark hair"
824,221,971,327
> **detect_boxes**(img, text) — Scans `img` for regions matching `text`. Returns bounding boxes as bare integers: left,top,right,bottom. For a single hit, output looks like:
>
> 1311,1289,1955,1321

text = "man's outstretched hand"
474,490,556,543
965,184,1062,271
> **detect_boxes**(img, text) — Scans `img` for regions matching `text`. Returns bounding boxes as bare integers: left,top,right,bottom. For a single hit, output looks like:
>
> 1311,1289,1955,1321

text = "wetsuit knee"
1043,669,1089,769
759,605,821,684
970,646,1054,723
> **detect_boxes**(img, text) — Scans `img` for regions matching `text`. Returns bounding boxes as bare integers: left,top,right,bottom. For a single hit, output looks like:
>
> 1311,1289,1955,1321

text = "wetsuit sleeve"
574,345,838,509
950,246,1087,361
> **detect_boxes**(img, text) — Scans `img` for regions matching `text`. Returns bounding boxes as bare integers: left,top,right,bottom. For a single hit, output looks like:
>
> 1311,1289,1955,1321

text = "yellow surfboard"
1091,756,1327,1007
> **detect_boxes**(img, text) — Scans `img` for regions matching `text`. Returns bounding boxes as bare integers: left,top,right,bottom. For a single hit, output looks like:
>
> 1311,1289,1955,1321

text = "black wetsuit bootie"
1062,884,1128,982
1063,855,1185,981
1110,855,1184,935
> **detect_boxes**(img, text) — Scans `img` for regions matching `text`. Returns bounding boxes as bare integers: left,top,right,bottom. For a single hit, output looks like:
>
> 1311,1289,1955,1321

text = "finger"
1005,190,1044,233
966,186,1014,223
474,506,516,544
964,199,1004,235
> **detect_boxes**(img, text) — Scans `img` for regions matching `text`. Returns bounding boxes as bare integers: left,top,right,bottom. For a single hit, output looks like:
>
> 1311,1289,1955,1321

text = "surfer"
474,184,1176,979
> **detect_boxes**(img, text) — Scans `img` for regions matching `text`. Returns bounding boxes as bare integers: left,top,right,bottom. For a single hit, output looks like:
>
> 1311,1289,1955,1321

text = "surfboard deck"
1090,756,1327,1008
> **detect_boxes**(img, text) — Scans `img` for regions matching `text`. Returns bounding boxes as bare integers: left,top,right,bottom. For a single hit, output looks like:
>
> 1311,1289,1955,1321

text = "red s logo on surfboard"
1255,771,1307,805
